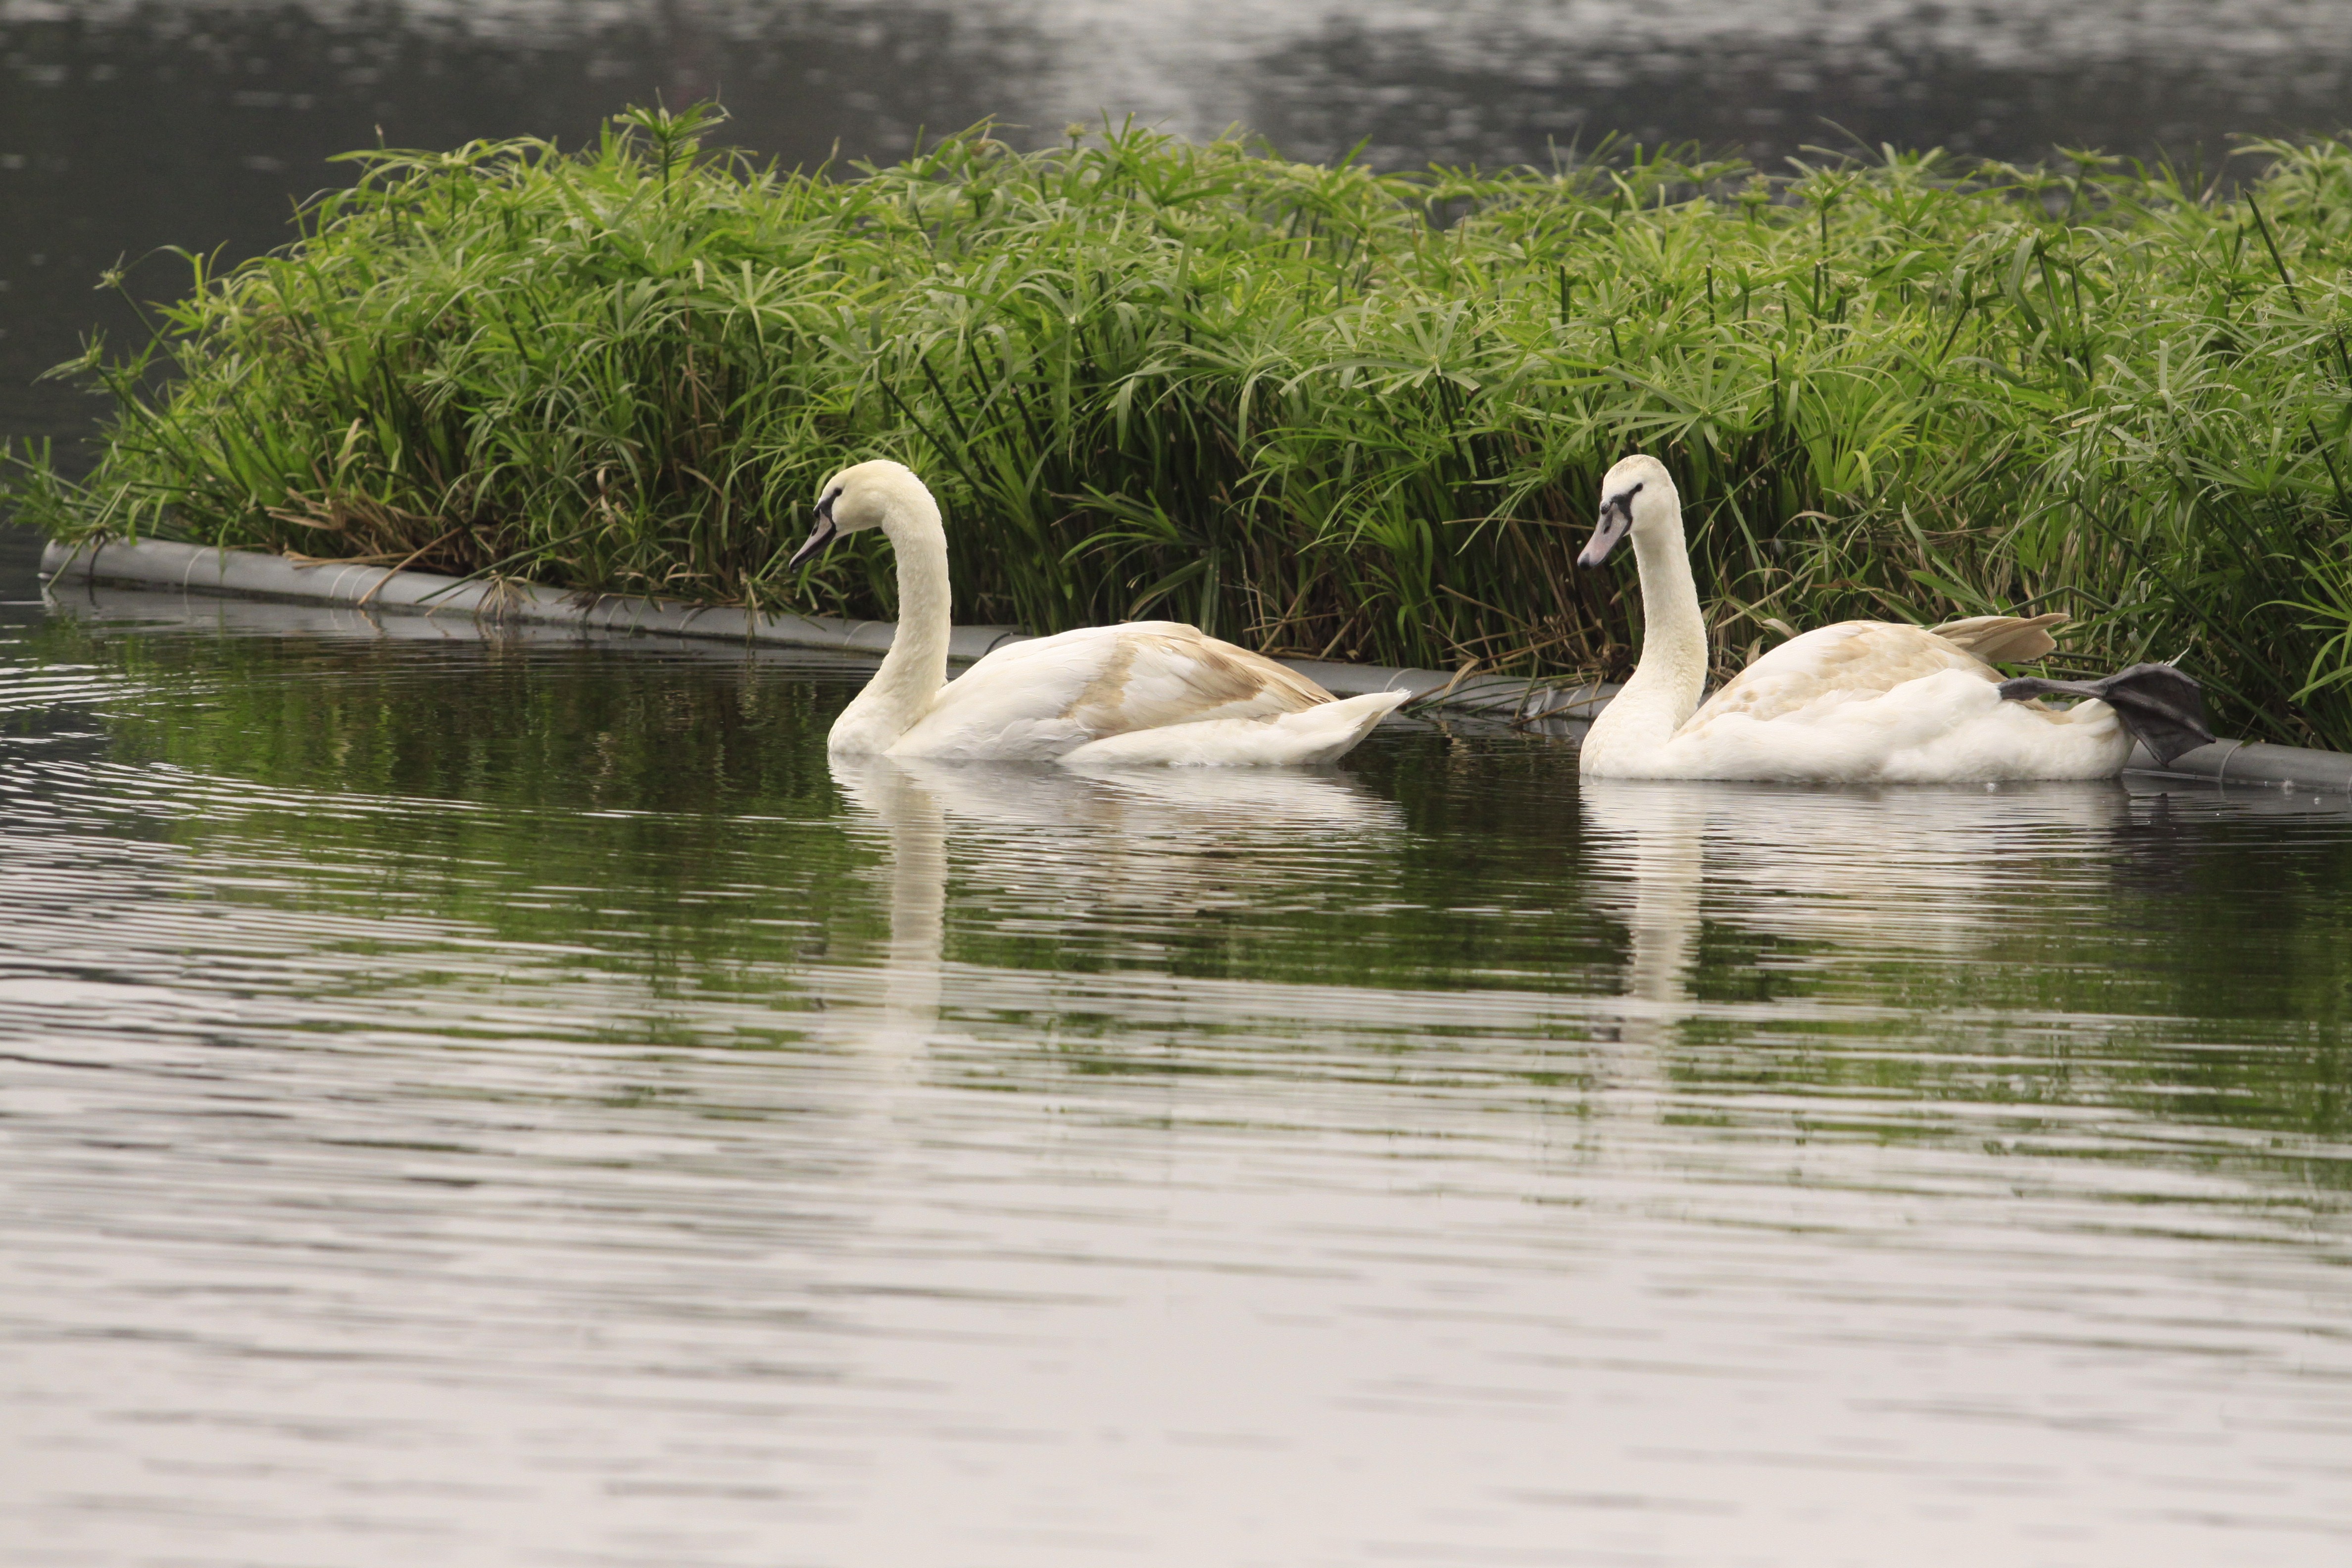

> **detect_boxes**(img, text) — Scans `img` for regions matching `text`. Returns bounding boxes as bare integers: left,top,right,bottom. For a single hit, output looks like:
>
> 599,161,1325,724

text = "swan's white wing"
888,622,1331,761
1676,621,1992,738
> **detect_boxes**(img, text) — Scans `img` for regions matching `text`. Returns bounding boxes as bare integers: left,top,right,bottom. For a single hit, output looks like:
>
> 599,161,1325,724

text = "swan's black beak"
1578,492,1633,570
786,491,839,571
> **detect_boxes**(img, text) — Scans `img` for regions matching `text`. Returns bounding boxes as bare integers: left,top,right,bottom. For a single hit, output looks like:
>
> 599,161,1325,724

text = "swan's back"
1056,623,1330,732
891,621,1338,761
1637,615,2126,784
1677,621,1995,739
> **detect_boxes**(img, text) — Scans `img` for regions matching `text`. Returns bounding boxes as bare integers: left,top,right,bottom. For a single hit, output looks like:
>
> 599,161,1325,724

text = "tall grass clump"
14,102,2352,746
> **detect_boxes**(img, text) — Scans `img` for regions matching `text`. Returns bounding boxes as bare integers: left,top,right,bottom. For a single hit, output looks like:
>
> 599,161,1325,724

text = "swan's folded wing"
1064,627,1331,735
1678,621,1989,735
896,623,1331,760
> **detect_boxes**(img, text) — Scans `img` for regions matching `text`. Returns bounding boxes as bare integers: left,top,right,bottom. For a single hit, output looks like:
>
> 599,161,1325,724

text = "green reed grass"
14,102,2352,745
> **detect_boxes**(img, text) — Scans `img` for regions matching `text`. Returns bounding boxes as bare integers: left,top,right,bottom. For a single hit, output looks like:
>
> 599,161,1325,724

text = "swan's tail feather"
1997,663,2215,766
1930,612,2072,665
1279,689,1414,761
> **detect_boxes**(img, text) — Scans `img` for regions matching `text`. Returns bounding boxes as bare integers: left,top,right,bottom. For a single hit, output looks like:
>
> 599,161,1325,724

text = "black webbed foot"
1997,663,2215,767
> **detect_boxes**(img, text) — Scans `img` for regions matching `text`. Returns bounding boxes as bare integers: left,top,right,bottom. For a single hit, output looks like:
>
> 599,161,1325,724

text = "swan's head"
787,459,935,569
1578,454,1679,570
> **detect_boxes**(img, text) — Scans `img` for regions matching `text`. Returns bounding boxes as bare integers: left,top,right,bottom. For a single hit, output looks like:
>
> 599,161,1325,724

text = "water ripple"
2,587,2351,1565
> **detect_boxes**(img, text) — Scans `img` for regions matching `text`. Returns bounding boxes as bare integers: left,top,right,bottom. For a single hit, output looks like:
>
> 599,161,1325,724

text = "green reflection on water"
22,609,2352,1160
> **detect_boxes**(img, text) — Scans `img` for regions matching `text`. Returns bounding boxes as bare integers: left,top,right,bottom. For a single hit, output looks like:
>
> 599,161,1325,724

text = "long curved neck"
858,494,953,736
1595,515,1709,752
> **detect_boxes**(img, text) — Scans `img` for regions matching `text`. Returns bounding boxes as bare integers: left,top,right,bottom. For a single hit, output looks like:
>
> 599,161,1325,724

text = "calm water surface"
8,7,2352,1561
4,539,2352,1565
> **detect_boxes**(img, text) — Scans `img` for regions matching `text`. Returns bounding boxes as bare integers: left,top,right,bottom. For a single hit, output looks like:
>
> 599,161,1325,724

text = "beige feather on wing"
1928,612,2070,666
1682,613,2071,737
1679,622,1982,734
1063,624,1331,737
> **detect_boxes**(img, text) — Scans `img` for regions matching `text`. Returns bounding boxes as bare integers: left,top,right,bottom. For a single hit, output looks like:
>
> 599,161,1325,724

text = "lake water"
7,5,2352,1561
6,542,2352,1564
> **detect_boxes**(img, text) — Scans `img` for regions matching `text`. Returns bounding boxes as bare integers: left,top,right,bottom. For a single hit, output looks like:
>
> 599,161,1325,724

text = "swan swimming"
1573,454,2212,782
788,461,1410,764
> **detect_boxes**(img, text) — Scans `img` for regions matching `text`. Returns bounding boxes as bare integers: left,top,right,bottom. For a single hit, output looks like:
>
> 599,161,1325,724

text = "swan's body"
1575,455,2164,783
794,462,1407,765
1590,615,2132,784
846,617,1407,766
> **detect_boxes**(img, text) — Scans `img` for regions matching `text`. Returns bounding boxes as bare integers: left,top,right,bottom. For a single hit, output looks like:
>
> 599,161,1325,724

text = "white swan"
1574,454,2212,783
789,461,1410,765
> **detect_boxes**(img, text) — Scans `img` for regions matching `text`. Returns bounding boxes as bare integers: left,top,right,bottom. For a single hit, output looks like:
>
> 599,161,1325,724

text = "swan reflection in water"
1571,775,2142,1121
1578,776,2139,1008
829,758,2145,1094
826,757,1405,1055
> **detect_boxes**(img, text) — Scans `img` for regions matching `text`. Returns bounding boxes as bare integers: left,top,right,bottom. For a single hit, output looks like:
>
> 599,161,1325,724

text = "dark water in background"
5,555,2352,1564
5,1,2352,449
